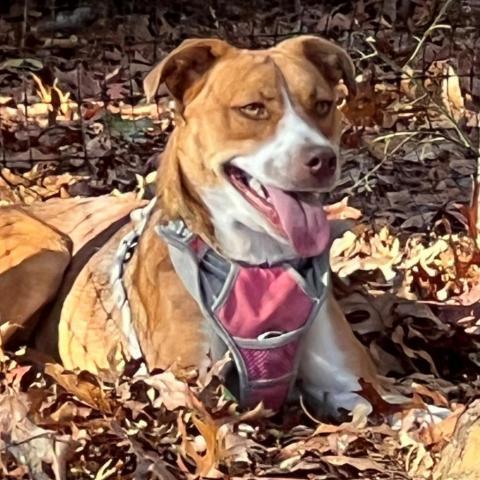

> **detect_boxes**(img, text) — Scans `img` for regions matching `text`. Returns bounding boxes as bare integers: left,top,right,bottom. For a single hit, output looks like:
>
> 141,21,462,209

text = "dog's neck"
198,184,298,265
155,134,216,242
123,207,213,371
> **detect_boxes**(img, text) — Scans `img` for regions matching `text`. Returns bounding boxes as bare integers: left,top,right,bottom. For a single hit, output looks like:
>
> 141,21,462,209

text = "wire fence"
0,0,479,224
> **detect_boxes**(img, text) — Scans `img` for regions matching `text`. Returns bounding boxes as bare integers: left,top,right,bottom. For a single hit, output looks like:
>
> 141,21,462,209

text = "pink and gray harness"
156,221,329,410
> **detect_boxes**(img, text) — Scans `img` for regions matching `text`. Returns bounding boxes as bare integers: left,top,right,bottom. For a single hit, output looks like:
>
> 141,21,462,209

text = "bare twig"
348,131,424,193
403,0,455,68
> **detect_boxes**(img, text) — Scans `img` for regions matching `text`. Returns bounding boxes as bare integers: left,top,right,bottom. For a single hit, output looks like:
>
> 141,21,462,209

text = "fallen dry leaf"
0,392,73,480
141,371,194,410
44,363,112,413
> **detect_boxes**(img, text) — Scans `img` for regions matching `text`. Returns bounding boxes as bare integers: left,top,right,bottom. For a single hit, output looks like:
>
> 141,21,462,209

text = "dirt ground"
0,1,479,479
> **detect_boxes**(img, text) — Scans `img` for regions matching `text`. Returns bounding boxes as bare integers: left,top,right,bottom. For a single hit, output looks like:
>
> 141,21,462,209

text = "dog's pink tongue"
265,185,330,257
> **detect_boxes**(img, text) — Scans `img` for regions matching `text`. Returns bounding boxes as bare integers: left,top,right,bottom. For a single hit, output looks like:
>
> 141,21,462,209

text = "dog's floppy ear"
277,35,356,97
144,38,231,108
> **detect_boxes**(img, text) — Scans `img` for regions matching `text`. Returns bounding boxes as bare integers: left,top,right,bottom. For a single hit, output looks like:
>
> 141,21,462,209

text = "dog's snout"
304,147,337,180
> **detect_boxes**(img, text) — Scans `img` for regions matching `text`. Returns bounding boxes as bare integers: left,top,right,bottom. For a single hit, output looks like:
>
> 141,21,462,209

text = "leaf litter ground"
0,1,479,479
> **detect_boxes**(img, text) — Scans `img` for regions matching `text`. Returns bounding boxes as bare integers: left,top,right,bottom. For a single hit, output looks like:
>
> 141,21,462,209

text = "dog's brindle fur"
3,37,383,415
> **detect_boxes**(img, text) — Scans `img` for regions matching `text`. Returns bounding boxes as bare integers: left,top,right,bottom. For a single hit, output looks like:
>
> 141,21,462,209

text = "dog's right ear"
144,38,231,110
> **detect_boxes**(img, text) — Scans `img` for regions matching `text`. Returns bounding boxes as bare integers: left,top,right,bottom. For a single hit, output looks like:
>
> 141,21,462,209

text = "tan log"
433,400,480,480
30,194,146,364
1,194,145,351
27,194,146,255
0,207,72,341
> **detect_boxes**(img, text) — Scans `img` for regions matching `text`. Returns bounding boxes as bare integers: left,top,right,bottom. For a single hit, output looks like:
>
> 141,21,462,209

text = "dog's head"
145,36,355,265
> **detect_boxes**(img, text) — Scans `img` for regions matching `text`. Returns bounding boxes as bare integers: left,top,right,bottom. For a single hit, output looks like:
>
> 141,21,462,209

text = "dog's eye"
238,102,269,120
315,100,333,117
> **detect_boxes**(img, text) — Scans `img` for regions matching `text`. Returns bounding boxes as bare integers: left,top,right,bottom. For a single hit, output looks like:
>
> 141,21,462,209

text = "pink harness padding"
157,222,328,410
217,267,313,337
215,267,314,409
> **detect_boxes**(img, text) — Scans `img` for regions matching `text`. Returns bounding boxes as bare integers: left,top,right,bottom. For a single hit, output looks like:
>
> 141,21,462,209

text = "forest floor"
0,1,479,478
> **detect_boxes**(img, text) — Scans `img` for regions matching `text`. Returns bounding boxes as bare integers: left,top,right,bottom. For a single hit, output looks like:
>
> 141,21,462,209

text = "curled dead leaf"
0,392,73,480
441,64,464,115
417,404,465,447
324,196,362,221
392,326,439,375
141,371,193,411
44,363,112,413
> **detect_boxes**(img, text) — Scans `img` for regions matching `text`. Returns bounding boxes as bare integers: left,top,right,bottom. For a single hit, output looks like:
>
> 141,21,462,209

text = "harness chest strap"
155,221,329,410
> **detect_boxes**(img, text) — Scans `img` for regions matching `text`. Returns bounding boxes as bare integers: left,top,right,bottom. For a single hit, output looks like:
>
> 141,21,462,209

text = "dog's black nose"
305,147,337,180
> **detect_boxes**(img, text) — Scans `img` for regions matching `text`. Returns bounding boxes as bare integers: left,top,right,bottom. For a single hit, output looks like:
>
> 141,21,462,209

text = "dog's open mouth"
226,165,283,230
225,164,331,257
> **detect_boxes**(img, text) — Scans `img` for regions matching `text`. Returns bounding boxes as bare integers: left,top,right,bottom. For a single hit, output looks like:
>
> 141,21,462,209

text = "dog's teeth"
249,178,266,198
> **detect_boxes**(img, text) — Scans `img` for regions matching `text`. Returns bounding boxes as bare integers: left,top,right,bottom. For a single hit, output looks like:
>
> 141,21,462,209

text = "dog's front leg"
298,289,379,418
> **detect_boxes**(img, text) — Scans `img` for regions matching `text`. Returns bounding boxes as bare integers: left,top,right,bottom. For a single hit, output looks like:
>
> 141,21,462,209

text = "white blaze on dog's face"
144,37,355,264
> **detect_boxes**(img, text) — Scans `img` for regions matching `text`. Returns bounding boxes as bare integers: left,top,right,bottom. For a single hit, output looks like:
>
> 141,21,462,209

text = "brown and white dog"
1,36,383,416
